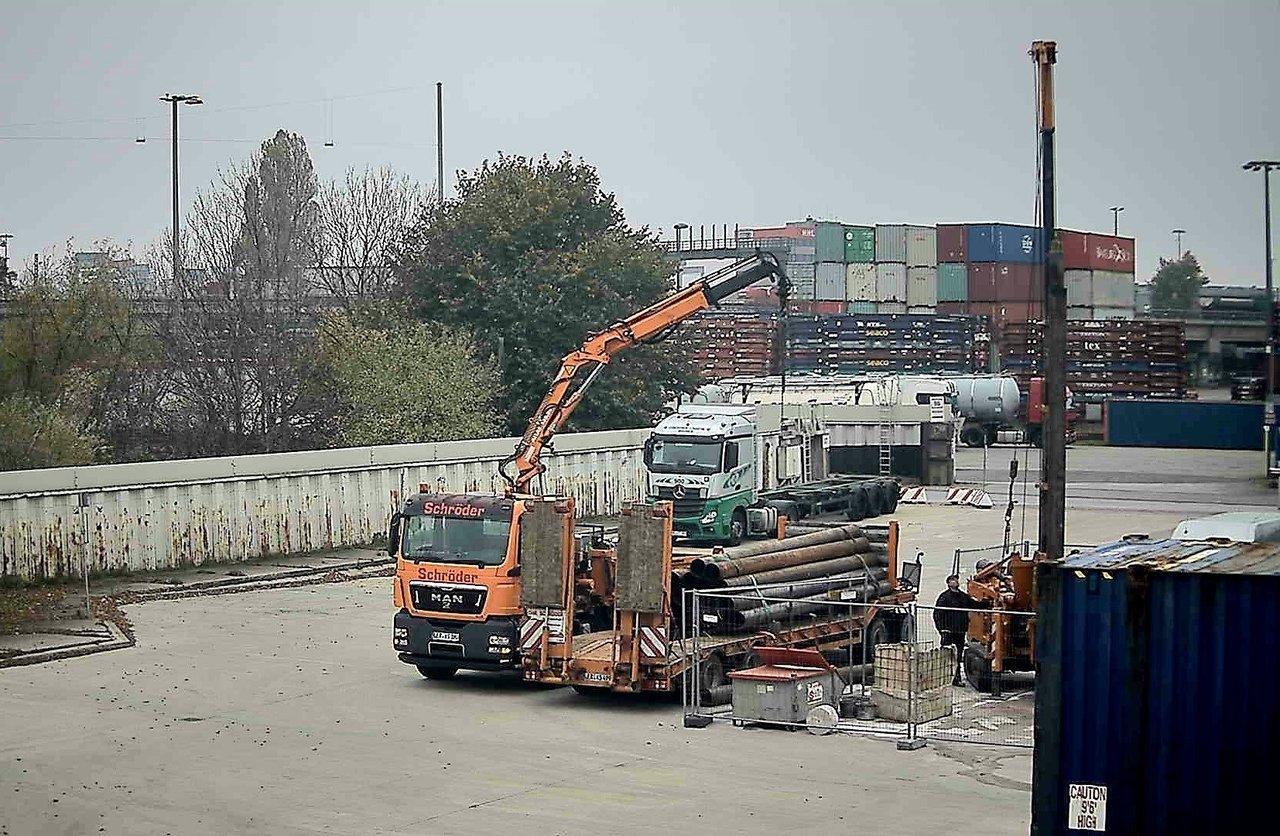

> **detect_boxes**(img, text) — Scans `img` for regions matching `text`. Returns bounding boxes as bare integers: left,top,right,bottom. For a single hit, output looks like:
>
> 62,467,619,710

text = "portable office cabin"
1032,532,1280,836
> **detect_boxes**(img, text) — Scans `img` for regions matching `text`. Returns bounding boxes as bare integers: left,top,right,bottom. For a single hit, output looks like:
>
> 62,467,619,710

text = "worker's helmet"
975,559,995,572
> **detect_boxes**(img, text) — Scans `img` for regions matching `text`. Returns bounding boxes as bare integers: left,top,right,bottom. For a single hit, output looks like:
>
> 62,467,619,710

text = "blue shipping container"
1033,537,1280,835
1105,399,1263,450
967,223,1044,264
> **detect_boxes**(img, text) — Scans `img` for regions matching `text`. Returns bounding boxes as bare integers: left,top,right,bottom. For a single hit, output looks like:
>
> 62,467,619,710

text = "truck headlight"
700,511,718,525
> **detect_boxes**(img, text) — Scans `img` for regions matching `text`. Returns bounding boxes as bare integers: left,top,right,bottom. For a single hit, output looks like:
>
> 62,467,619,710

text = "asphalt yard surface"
2,446,1271,835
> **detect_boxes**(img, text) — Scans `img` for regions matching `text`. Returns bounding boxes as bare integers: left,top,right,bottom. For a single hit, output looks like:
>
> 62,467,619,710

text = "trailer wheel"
863,616,891,659
963,641,993,693
960,426,987,447
845,489,869,521
880,481,899,514
417,665,458,681
699,652,728,695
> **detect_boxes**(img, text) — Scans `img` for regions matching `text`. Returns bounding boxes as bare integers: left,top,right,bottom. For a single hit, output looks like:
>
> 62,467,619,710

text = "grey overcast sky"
1,0,1277,285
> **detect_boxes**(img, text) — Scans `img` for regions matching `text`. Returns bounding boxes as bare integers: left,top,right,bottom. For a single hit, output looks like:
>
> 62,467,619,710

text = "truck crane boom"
498,251,786,493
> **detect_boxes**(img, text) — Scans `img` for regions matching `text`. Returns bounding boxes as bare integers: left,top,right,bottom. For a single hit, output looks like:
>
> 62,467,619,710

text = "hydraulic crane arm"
498,251,786,493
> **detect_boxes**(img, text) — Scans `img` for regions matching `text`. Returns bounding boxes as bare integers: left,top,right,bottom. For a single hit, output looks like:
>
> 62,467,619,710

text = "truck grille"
653,487,706,519
409,582,486,615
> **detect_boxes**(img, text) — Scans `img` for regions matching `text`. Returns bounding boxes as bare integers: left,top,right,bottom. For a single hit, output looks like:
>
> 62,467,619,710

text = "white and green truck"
643,403,899,543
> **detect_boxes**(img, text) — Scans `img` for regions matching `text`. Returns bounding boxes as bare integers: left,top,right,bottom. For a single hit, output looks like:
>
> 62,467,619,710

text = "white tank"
949,375,1021,423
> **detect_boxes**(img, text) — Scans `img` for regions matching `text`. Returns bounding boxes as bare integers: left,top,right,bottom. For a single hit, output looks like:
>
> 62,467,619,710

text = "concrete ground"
0,446,1273,835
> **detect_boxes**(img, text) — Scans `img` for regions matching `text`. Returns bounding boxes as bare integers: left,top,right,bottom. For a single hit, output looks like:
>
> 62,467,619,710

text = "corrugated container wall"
815,262,846,300
1064,270,1092,307
937,263,968,302
845,263,876,302
1066,306,1093,321
877,302,908,314
1091,271,1134,308
847,301,878,314
1033,540,1280,835
789,244,817,264
1059,229,1137,273
843,226,875,262
874,224,908,263
814,222,846,262
967,301,1040,330
906,266,938,307
967,223,1044,264
787,262,816,300
994,263,1041,302
1092,306,1134,320
905,225,938,267
967,264,997,302
936,224,967,262
875,263,908,302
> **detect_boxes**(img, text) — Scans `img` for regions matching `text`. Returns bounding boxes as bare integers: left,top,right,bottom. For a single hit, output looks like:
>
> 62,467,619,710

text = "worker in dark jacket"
934,574,989,686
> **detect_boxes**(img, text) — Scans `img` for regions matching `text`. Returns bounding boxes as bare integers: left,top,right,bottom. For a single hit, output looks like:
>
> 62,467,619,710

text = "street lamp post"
160,94,203,285
1109,206,1124,235
1171,228,1187,259
674,222,689,252
1243,160,1279,480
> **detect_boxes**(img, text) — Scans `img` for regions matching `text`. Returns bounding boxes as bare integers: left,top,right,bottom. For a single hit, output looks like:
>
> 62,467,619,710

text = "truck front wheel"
960,426,987,448
728,509,747,545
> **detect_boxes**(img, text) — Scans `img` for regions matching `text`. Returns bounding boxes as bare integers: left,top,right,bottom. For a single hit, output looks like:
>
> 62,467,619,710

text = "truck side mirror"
724,441,739,470
387,512,403,557
643,436,656,467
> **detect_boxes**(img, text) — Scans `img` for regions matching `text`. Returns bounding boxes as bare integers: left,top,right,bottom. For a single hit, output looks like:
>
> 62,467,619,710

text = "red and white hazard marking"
638,626,668,659
899,486,929,504
519,615,546,651
944,488,994,508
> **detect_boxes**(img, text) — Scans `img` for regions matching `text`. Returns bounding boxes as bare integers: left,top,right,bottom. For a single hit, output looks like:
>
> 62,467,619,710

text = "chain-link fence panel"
682,580,915,739
912,603,1036,747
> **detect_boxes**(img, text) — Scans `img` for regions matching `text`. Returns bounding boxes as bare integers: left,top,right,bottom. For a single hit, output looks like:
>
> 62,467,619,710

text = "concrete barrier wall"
0,429,649,580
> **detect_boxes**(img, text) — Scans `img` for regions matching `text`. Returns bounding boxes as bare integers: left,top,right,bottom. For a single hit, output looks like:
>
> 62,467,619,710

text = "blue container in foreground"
1105,399,1262,449
1032,534,1280,835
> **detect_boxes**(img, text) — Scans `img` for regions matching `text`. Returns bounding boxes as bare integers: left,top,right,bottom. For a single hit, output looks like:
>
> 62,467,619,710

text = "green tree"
313,311,498,447
0,249,158,466
396,154,694,435
1150,251,1209,310
0,396,100,470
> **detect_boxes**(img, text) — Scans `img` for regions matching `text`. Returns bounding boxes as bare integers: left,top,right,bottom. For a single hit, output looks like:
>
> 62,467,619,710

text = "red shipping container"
969,301,1043,331
937,224,967,262
968,264,998,302
810,301,845,316
1058,229,1136,273
742,224,815,240
1084,233,1136,273
994,263,1043,301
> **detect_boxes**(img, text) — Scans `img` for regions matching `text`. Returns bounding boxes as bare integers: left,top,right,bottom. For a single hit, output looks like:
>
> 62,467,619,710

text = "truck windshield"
647,436,723,474
402,515,511,566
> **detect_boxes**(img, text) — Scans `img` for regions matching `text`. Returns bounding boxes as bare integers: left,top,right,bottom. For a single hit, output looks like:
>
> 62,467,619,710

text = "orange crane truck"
520,504,920,705
391,253,787,679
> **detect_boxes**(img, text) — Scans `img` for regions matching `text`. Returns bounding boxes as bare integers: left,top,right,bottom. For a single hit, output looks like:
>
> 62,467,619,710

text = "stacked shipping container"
674,310,779,382
785,313,987,375
1058,229,1137,319
1000,319,1187,404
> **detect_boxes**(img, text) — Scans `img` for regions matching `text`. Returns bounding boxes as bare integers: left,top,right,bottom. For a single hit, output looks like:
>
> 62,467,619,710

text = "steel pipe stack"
710,577,893,634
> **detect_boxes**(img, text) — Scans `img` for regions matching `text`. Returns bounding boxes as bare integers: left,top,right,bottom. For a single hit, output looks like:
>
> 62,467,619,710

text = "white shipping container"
786,262,816,279
905,225,938,267
1067,306,1094,321
789,245,817,264
875,263,908,302
846,263,877,302
1092,306,1134,320
676,258,736,290
875,225,908,263
815,262,846,300
907,305,937,314
906,266,938,307
1092,270,1135,308
1065,269,1092,307
877,302,908,314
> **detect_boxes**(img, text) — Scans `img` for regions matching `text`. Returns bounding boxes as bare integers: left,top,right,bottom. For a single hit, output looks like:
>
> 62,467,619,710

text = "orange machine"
392,253,787,679
962,551,1042,693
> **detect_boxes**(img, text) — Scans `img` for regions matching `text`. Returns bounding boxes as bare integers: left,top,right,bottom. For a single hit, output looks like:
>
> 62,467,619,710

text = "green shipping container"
938,263,968,302
843,226,875,263
815,222,845,262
